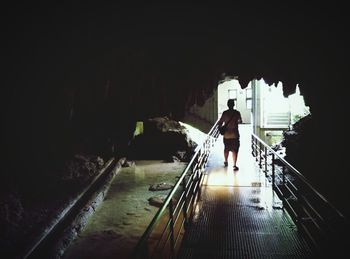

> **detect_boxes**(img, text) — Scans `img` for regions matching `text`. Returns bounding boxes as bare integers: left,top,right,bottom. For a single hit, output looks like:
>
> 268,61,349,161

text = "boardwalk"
177,125,314,258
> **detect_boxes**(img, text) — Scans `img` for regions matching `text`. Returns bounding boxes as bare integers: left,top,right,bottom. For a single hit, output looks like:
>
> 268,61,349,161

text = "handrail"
251,133,349,255
131,118,220,258
252,133,342,211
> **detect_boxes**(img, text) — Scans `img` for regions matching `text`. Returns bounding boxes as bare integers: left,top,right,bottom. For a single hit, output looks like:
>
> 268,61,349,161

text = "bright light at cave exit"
261,80,310,124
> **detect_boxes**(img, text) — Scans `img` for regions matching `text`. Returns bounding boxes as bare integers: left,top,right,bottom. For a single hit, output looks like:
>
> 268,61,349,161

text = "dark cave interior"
2,1,349,244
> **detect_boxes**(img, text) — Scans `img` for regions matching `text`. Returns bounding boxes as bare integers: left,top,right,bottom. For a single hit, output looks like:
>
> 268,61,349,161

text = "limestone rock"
149,182,174,191
128,116,197,161
148,195,177,208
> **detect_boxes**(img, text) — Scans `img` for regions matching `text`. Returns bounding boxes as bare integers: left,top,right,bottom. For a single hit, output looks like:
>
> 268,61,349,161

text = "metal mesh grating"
177,186,314,259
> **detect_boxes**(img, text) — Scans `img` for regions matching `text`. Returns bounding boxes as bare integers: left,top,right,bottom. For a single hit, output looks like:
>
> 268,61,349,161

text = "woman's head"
227,99,235,109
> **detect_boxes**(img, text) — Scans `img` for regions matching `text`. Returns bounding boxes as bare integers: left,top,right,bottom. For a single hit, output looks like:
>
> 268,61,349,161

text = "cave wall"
2,3,349,215
187,88,218,126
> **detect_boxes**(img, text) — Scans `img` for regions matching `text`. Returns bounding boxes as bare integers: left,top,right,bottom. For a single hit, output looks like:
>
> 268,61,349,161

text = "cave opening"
188,76,310,149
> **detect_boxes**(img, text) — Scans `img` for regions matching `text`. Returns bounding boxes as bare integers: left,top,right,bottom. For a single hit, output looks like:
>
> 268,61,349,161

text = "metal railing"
131,119,221,259
251,133,349,254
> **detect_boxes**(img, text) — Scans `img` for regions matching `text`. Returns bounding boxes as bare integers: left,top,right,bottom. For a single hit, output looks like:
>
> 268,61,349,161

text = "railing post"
168,200,175,258
182,177,188,229
193,154,200,194
197,151,201,177
272,153,275,188
205,138,210,165
282,165,286,208
264,146,268,176
259,142,262,168
251,135,254,157
255,137,258,161
251,133,348,256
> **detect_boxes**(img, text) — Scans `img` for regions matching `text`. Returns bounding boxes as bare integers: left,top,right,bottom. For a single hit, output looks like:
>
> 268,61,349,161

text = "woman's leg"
232,139,240,170
224,150,229,166
232,150,237,167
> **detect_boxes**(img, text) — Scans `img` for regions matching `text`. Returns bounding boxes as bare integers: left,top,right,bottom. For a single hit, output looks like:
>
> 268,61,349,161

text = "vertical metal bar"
259,142,262,168
199,151,204,179
282,165,286,208
264,146,267,176
193,154,199,194
182,178,188,229
205,138,209,165
253,136,255,157
272,153,275,188
251,135,254,157
168,201,175,258
203,140,207,165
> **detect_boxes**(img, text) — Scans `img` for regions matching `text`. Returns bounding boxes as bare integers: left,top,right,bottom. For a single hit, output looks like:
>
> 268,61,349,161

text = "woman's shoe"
224,162,228,167
233,166,239,171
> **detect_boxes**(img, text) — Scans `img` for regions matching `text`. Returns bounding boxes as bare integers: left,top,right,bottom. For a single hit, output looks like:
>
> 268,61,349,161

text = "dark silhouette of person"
218,99,242,170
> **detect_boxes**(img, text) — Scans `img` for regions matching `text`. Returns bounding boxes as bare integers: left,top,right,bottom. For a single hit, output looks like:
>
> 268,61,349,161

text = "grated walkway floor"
177,125,314,258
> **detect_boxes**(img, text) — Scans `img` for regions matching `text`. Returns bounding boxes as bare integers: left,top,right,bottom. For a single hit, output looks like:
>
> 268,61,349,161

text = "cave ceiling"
2,2,350,217
2,2,349,122
4,5,347,84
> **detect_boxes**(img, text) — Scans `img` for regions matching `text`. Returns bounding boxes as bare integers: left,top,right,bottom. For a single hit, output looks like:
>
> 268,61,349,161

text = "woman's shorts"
223,138,240,153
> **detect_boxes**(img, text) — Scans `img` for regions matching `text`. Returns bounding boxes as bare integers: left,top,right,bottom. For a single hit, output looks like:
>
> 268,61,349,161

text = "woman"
218,99,242,170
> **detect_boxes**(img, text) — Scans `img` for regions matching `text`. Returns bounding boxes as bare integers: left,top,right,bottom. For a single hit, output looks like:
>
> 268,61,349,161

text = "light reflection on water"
63,160,187,259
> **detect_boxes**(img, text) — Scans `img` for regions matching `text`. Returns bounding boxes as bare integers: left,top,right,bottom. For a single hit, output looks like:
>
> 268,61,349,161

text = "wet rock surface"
148,195,177,208
149,182,174,191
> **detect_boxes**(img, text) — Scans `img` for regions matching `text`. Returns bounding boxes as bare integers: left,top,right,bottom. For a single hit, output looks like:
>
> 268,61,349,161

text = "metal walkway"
21,123,348,259
177,125,313,258
132,124,348,259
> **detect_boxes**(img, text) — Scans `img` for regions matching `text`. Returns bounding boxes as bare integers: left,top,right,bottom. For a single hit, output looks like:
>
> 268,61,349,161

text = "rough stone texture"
128,116,197,161
61,154,104,182
46,158,126,259
282,114,314,178
149,182,174,191
0,158,124,258
121,160,136,168
148,195,177,208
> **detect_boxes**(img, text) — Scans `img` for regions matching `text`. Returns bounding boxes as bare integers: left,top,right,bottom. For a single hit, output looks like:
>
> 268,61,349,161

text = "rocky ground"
0,116,204,258
0,154,107,258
